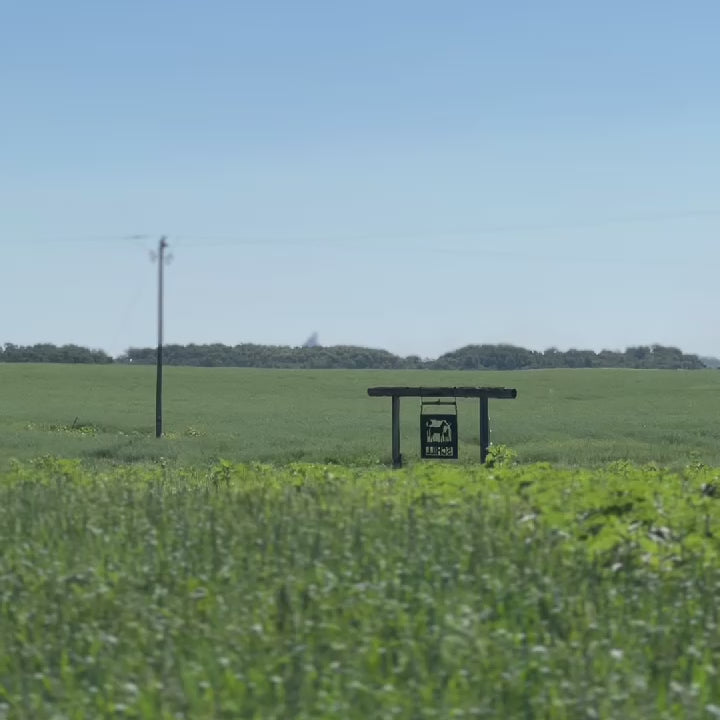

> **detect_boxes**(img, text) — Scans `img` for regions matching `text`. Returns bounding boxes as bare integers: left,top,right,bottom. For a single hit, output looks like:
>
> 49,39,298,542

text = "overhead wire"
169,207,720,246
3,206,719,249
2,206,718,271
2,206,719,354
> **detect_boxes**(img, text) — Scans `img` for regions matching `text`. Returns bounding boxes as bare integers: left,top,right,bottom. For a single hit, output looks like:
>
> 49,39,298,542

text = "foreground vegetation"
3,458,720,718
1,364,720,468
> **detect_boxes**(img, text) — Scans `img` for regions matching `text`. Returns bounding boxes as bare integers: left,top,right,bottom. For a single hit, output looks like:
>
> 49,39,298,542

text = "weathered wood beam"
368,387,517,399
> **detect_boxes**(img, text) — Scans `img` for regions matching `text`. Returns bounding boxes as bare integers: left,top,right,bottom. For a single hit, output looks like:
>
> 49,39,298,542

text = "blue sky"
2,1,720,358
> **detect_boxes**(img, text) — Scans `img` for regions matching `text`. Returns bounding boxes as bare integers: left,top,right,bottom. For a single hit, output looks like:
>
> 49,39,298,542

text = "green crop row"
3,364,720,468
3,458,720,718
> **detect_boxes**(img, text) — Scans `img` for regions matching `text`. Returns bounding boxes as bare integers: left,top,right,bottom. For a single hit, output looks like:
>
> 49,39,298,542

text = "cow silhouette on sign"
425,419,452,444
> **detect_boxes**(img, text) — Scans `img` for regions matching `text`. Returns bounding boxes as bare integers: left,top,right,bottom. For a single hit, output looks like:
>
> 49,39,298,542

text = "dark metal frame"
367,387,518,468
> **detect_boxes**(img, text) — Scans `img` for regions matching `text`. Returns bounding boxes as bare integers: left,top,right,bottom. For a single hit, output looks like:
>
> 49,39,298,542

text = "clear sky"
2,1,720,359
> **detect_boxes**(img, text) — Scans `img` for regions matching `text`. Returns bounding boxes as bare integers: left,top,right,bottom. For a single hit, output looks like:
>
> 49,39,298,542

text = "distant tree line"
432,344,706,370
0,341,707,370
118,344,413,369
116,342,707,370
0,343,112,364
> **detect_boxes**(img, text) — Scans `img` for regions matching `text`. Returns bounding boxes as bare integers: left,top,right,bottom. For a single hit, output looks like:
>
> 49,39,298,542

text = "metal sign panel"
421,413,458,459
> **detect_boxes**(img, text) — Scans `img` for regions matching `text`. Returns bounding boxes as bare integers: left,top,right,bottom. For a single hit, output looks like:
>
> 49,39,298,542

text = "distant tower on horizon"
302,332,320,348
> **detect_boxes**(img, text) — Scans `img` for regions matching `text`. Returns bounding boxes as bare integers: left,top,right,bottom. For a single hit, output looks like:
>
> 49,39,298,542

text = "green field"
3,458,720,718
1,364,720,468
4,364,720,718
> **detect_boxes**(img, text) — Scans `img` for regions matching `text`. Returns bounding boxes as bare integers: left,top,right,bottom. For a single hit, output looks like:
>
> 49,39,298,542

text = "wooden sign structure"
367,387,517,468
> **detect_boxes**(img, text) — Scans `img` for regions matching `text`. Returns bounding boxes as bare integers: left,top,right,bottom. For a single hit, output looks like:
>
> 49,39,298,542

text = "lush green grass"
5,366,720,716
3,458,720,718
1,364,720,468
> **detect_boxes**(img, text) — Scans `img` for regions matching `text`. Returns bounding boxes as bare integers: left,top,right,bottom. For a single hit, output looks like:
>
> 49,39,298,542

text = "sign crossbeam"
368,387,517,399
367,386,518,468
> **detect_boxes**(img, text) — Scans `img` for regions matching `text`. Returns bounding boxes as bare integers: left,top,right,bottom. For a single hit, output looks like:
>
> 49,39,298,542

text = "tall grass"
3,459,720,718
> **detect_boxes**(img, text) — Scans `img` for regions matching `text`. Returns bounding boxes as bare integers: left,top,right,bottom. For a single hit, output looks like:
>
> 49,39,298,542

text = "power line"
2,206,720,249
170,208,720,248
166,237,712,269
0,234,156,246
2,231,714,268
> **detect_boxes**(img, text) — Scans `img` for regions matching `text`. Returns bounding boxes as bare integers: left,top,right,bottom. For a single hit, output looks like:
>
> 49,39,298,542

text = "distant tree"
563,349,595,369
434,344,541,371
543,347,563,368
404,355,426,369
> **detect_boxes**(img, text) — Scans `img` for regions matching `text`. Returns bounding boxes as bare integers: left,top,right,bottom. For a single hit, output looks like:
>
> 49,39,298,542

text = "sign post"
367,386,517,468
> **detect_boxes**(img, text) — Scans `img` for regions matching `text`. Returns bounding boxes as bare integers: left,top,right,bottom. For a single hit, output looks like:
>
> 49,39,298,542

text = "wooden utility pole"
155,236,168,438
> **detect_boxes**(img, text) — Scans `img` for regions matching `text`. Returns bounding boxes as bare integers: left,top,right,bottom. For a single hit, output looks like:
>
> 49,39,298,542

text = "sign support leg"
391,395,402,468
479,397,490,463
